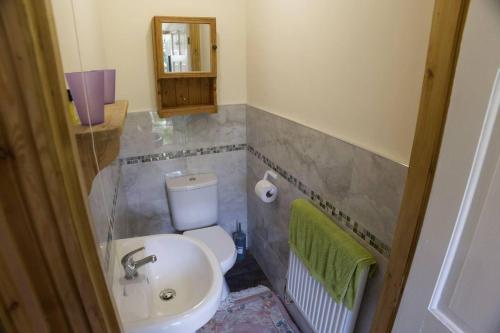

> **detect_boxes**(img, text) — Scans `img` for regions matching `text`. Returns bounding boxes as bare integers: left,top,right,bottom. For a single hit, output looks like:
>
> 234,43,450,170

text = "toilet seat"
183,226,236,274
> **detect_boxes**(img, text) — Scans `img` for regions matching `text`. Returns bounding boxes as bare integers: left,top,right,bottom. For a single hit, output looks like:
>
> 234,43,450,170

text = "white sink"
111,234,223,333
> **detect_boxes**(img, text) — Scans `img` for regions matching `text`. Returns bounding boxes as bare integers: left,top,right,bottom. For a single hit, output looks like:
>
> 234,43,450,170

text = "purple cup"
103,69,116,104
65,70,105,125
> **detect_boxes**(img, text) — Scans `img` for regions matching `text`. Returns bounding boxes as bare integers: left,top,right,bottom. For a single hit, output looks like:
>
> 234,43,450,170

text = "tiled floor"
226,251,272,292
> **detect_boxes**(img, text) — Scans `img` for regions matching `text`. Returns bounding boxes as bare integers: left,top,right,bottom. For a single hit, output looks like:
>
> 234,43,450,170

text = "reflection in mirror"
162,23,211,73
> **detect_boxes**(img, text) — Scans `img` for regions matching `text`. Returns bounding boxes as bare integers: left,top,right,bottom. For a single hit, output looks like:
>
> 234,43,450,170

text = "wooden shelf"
73,100,128,138
73,100,128,192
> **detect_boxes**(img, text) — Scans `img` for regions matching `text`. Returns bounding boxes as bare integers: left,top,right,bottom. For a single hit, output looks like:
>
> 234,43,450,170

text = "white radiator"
286,251,369,333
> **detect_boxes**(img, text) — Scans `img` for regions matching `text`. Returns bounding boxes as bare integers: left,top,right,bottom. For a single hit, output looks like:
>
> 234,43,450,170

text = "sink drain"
159,289,176,302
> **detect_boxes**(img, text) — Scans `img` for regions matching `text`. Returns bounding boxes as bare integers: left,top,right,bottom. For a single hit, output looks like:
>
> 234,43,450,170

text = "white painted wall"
51,0,106,72
246,0,435,164
97,0,247,112
52,0,435,163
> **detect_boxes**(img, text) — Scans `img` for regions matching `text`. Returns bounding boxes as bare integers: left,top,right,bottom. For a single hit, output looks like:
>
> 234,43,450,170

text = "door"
393,1,500,332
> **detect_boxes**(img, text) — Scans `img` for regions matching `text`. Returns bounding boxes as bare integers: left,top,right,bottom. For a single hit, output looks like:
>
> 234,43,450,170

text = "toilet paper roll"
255,179,278,203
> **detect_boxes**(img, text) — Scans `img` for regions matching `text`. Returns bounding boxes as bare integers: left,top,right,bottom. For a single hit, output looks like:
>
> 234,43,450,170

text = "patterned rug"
198,286,300,333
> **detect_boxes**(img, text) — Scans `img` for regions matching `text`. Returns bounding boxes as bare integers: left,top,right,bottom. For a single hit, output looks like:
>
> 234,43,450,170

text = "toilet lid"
183,226,237,274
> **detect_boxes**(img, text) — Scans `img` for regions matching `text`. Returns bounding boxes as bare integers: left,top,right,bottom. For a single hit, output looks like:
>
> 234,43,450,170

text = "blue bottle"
233,222,246,262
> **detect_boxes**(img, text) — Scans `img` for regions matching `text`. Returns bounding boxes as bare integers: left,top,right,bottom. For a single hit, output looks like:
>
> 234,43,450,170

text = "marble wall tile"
246,105,407,333
120,104,246,158
88,159,119,244
247,150,390,333
247,153,300,278
87,158,122,282
120,158,186,238
184,104,247,150
119,150,247,238
246,105,407,246
87,105,246,288
186,150,247,236
247,106,355,205
118,104,247,239
114,168,129,240
118,152,247,238
119,111,182,157
345,148,408,245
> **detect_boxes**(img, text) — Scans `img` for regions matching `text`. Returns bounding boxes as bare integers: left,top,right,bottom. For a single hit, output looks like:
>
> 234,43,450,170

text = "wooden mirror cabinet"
152,16,217,117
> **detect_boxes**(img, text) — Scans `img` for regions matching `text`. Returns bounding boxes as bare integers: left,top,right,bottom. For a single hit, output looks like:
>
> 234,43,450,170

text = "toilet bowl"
165,173,237,299
184,226,236,298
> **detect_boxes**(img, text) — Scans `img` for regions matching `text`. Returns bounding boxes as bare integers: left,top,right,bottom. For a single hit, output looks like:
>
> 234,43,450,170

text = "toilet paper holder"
263,170,278,181
255,170,279,203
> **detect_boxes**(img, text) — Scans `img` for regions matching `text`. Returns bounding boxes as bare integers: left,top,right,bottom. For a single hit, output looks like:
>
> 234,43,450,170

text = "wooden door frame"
370,0,471,332
0,0,120,332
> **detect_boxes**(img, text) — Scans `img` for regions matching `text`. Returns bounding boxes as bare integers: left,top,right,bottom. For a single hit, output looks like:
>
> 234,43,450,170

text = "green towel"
289,199,376,309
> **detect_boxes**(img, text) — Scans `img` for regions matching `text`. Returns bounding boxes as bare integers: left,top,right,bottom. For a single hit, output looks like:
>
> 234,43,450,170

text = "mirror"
161,23,212,73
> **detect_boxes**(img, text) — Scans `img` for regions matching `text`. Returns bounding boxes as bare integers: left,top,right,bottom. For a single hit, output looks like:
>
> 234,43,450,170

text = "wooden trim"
155,72,217,79
210,19,217,75
152,18,162,115
0,0,120,332
189,24,202,71
154,15,217,24
153,17,165,79
370,0,471,332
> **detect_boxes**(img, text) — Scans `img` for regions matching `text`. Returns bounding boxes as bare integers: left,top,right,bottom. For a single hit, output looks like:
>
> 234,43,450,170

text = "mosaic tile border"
103,163,122,273
122,144,247,165
247,145,391,258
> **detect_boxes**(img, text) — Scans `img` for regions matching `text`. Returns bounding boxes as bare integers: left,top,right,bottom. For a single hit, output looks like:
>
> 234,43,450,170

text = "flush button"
189,177,196,181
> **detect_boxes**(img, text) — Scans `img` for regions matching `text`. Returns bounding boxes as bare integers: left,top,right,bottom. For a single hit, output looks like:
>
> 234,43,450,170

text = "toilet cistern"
121,247,157,280
165,173,237,300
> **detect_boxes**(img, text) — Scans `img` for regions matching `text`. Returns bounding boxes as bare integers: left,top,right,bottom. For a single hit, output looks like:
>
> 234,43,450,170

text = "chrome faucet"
121,247,157,280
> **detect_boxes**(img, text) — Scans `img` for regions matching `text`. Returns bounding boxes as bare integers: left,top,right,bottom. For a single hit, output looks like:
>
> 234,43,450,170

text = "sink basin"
111,234,223,333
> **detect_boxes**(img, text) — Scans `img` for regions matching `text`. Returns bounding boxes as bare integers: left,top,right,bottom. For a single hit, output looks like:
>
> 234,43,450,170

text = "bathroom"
64,0,420,329
2,0,499,332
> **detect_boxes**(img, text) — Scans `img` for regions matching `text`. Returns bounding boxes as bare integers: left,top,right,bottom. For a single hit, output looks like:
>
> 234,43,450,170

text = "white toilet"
165,173,237,299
